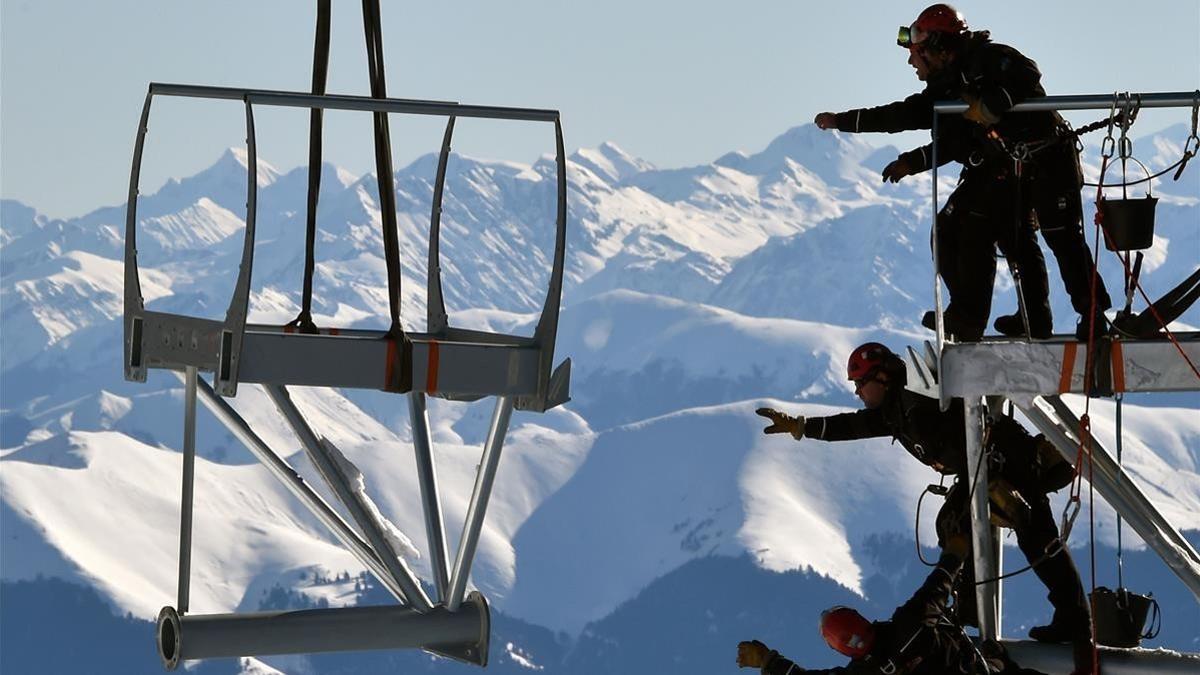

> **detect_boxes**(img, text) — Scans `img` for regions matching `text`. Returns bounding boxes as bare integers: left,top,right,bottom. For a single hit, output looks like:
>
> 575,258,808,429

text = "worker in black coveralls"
755,342,1094,673
734,536,1048,674
813,4,1112,341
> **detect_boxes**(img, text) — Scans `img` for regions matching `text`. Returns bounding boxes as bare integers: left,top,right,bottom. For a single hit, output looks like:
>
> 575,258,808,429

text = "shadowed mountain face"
2,121,1197,673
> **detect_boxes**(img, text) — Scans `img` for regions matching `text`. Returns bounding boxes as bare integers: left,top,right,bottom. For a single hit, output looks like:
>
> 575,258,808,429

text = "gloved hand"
944,533,970,561
881,157,913,183
756,408,806,440
963,94,1000,126
813,112,838,130
736,640,771,668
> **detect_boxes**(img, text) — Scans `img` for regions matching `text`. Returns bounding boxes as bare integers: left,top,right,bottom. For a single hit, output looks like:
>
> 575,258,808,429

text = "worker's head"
819,606,876,659
846,342,904,409
897,4,968,81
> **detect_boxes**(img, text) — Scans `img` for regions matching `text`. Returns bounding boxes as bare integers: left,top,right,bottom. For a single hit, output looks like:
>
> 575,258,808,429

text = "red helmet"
898,4,968,48
820,606,876,658
846,342,894,381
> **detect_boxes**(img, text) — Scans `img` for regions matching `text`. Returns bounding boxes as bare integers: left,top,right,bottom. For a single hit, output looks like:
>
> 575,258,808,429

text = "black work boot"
1028,547,1092,644
922,309,983,342
1074,311,1110,342
1028,613,1087,643
993,312,1053,339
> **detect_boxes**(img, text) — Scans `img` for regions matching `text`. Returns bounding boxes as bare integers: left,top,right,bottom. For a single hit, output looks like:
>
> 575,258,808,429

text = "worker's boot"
1028,545,1092,644
993,312,1053,339
1074,310,1110,342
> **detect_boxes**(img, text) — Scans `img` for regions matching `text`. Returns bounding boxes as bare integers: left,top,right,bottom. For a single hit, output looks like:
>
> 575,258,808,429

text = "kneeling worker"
736,536,1048,674
755,342,1092,672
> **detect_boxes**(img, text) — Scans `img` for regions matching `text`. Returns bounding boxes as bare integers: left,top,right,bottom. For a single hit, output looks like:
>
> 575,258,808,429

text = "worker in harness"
735,537,1049,674
755,342,1094,673
813,4,1113,341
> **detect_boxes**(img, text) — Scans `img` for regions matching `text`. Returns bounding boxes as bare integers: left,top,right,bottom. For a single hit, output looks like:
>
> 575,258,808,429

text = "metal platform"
124,80,572,669
940,332,1200,403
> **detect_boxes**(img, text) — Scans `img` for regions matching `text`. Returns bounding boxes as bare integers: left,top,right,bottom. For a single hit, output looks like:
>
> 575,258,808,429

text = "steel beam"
934,90,1200,114
147,82,559,122
264,384,433,611
963,396,1000,639
185,374,409,603
409,392,451,601
156,592,489,670
447,397,513,611
1003,639,1200,675
177,366,199,613
1020,395,1200,600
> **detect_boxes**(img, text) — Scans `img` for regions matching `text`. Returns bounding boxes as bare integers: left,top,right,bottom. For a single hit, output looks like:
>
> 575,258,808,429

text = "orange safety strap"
1059,342,1078,393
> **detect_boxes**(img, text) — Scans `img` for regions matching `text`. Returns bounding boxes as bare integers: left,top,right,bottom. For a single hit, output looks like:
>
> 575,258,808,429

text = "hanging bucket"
1097,156,1157,251
1089,586,1159,648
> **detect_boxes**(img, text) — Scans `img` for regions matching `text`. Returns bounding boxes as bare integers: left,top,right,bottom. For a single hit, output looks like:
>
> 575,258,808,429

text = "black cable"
288,0,331,334
361,0,404,336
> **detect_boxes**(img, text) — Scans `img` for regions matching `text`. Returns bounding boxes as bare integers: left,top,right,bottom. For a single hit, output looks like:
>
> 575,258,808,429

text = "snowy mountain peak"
569,142,655,184
221,147,281,187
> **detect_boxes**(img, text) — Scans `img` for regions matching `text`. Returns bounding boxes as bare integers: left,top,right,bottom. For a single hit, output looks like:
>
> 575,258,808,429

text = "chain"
1176,90,1200,181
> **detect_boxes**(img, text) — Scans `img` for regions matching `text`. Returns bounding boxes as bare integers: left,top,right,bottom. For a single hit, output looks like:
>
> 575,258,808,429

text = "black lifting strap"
362,0,412,390
287,0,332,334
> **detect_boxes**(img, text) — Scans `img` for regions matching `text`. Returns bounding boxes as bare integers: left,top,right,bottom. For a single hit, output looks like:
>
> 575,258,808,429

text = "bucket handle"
1099,155,1155,199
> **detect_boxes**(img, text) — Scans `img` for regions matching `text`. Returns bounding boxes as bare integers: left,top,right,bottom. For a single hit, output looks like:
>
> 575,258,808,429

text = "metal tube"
931,112,946,410
264,384,433,611
409,392,451,601
1021,396,1200,600
156,592,489,670
933,90,1200,113
963,396,999,639
182,374,409,603
147,82,559,122
446,396,514,611
177,366,199,613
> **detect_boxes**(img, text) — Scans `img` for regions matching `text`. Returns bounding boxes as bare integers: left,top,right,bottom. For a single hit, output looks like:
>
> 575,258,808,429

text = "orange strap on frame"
1059,342,1079,393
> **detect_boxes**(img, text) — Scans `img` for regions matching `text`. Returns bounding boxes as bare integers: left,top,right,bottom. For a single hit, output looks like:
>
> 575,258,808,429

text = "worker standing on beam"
756,343,1094,673
813,4,1113,341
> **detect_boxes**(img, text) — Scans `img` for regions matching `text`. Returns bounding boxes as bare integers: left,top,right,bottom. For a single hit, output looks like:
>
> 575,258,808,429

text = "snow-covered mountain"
2,121,1198,673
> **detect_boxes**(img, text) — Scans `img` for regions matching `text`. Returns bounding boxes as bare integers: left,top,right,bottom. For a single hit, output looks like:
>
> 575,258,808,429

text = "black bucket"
1098,157,1158,252
1089,586,1158,648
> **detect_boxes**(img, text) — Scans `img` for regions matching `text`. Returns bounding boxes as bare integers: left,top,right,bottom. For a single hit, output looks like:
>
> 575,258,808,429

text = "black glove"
813,112,838,130
736,640,771,668
881,157,913,183
755,408,806,440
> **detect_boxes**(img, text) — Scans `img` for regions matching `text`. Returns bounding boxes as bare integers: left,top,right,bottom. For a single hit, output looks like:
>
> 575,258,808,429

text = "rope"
361,0,405,336
286,0,332,334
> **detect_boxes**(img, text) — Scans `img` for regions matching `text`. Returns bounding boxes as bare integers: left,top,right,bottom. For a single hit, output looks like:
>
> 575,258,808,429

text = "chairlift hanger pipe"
147,82,560,122
933,91,1200,114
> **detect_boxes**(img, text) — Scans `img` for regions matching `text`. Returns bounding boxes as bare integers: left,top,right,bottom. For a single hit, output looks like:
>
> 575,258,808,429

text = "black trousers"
936,167,1053,340
1026,143,1113,316
936,146,1113,339
936,419,1091,637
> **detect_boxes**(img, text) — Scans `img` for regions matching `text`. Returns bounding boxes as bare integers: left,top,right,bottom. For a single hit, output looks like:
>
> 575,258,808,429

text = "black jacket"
805,387,968,478
761,554,1008,675
832,32,1066,174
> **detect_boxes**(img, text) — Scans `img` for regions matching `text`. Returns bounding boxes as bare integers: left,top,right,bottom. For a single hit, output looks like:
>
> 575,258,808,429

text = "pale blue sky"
2,0,1197,219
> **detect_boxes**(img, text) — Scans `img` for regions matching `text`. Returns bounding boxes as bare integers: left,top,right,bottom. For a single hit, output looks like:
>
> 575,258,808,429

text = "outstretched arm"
815,92,937,134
